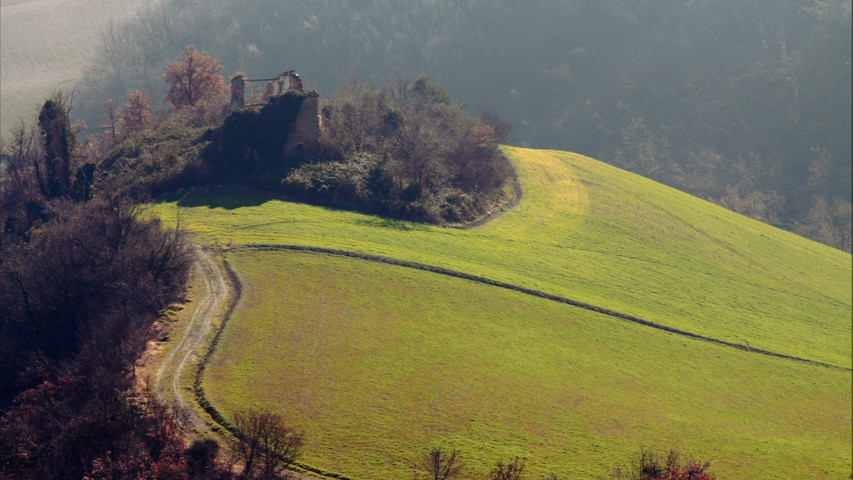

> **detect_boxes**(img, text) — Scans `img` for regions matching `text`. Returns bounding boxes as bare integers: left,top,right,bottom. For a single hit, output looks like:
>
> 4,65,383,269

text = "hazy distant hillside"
72,0,851,249
0,0,150,134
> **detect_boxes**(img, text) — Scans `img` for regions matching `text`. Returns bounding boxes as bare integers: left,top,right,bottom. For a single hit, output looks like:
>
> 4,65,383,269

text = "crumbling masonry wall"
284,92,319,159
229,74,246,110
228,70,319,161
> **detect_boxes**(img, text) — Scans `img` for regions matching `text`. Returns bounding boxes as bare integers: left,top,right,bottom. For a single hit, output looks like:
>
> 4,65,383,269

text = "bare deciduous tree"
793,195,853,252
101,97,123,148
610,448,716,480
233,408,305,480
120,89,152,136
417,446,464,480
487,457,525,480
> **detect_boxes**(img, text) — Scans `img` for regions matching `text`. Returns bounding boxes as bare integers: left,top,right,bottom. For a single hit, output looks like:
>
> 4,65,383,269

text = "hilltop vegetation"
4,40,515,225
69,0,852,250
212,74,516,224
285,76,516,223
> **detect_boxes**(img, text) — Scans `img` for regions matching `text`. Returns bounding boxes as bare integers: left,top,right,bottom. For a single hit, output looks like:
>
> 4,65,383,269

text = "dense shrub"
282,152,378,210
97,118,213,200
283,75,517,224
0,197,192,404
0,189,200,479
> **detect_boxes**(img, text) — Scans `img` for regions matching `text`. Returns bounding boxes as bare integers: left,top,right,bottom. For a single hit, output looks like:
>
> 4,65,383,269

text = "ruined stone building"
228,70,320,159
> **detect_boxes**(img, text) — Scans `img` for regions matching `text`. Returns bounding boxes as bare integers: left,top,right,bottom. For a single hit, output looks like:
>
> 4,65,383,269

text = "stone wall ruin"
229,70,306,111
228,70,320,160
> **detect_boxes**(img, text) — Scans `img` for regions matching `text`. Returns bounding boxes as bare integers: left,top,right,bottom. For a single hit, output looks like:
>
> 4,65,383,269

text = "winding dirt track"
151,245,323,479
153,245,227,439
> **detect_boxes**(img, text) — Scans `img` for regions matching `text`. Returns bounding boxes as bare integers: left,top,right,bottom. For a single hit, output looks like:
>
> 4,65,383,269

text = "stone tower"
229,73,247,111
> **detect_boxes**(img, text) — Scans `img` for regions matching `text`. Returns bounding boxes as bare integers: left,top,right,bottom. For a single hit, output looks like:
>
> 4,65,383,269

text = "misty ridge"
75,0,851,251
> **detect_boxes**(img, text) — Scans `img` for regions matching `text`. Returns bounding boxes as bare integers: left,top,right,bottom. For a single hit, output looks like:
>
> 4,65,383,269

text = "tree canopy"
163,44,228,110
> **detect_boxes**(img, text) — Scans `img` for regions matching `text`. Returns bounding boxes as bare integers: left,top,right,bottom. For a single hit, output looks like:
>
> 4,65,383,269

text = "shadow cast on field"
154,185,287,210
155,185,430,232
355,217,430,231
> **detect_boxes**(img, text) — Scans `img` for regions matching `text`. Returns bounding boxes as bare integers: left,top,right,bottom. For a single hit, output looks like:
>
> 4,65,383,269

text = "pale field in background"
0,0,149,138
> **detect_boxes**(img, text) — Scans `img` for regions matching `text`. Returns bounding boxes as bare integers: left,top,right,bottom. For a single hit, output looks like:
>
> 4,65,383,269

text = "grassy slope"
148,147,852,367
0,0,148,138
204,249,850,479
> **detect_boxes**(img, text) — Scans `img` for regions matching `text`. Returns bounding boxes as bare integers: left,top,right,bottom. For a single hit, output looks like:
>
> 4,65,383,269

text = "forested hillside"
74,0,852,250
0,0,149,134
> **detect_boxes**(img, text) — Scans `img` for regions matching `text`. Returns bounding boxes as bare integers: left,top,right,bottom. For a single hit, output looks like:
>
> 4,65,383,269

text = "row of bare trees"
416,446,715,480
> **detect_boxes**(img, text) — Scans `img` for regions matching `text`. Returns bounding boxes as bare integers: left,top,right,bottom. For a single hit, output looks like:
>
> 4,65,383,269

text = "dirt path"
153,244,226,438
150,245,325,479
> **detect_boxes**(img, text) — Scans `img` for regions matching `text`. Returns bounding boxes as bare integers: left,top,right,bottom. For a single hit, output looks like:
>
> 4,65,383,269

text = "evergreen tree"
36,95,75,199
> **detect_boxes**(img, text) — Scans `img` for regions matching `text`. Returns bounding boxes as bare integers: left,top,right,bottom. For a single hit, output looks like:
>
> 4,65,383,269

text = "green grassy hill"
147,147,852,479
150,147,851,366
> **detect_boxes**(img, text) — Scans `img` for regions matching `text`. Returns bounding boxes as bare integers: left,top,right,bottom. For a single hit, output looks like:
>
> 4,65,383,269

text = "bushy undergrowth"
282,152,516,224
0,92,219,479
307,76,516,224
281,153,378,211
98,118,214,199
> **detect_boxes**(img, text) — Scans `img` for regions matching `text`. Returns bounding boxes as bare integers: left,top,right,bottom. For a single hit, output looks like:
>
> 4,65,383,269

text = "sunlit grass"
203,250,851,480
147,147,852,367
146,146,852,479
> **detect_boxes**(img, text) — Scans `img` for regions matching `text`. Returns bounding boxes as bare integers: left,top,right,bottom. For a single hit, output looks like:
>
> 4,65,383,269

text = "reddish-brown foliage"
121,89,152,135
163,44,228,110
611,449,716,480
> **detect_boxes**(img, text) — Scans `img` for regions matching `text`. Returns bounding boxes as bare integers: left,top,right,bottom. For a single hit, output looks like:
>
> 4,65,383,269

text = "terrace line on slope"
231,244,850,372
